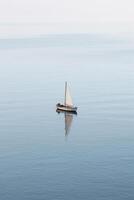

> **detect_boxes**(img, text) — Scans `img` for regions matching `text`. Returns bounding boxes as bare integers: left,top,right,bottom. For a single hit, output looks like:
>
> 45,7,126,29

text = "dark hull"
56,104,77,113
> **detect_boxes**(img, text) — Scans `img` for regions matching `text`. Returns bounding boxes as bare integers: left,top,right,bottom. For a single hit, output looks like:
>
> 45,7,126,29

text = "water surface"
0,34,134,200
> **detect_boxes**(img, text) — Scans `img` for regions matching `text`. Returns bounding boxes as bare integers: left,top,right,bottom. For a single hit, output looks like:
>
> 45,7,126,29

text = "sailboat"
56,82,77,113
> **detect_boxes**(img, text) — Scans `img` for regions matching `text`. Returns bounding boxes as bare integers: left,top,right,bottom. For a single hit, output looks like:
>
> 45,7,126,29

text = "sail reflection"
56,109,77,137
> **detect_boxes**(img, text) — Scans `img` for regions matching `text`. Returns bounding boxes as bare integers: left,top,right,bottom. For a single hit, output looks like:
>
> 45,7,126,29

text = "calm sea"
0,34,134,200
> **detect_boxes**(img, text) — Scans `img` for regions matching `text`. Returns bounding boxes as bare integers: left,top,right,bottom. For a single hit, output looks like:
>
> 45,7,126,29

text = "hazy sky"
0,0,134,23
0,0,134,37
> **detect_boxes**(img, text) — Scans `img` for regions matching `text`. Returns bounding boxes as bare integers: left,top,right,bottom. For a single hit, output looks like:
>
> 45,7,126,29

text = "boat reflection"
56,109,77,137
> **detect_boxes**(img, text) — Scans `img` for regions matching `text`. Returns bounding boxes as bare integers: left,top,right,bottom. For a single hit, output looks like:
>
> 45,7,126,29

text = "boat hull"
56,104,77,113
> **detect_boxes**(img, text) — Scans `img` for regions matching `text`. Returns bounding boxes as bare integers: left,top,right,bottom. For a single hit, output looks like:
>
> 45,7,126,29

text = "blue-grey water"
0,34,134,200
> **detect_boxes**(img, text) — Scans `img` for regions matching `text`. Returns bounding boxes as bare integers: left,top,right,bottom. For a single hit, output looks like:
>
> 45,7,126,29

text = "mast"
64,81,67,106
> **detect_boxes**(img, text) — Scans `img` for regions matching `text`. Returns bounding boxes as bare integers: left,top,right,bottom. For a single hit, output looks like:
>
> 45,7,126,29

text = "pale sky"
0,0,134,37
0,0,134,23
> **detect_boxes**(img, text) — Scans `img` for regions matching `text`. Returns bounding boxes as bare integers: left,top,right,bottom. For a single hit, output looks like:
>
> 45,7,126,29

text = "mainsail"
65,82,73,107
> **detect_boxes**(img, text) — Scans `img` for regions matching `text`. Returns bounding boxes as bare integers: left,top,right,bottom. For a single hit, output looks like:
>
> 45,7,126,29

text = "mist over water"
0,34,134,200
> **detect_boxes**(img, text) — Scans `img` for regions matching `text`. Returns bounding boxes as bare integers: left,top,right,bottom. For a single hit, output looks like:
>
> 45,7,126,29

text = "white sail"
65,83,73,107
